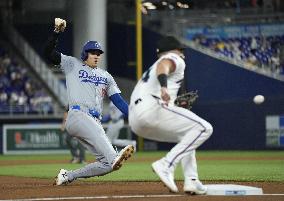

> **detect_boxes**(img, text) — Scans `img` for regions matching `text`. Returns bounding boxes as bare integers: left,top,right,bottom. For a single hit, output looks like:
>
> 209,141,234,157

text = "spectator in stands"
0,51,54,114
247,52,258,67
0,91,8,104
194,34,284,75
30,90,53,114
18,91,27,106
250,37,258,52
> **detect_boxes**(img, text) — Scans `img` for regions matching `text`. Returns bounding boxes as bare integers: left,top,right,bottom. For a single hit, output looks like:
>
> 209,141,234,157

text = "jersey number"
142,68,152,82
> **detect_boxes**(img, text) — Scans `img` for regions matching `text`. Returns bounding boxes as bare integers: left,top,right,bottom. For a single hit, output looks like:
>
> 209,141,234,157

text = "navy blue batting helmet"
81,41,104,61
156,36,187,54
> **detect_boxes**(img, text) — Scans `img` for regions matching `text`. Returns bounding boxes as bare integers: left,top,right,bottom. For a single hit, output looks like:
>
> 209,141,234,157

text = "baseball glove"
54,18,66,33
174,90,198,110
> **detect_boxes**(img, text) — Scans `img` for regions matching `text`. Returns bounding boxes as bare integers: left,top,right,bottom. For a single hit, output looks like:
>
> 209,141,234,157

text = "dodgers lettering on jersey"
131,52,185,105
79,70,108,86
60,54,121,114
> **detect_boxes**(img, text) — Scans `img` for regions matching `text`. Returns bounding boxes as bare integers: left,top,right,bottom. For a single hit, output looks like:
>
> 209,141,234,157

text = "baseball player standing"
44,18,134,185
129,36,213,193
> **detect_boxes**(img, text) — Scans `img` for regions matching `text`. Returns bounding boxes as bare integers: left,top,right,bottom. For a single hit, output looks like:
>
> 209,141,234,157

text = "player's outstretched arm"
110,93,129,117
44,18,66,65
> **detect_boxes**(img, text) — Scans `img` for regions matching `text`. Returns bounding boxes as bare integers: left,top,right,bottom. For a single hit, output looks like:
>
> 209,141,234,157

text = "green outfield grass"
0,151,283,182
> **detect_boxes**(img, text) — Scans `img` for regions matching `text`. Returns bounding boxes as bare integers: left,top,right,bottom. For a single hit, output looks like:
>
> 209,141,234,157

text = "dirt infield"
0,176,283,201
0,156,283,201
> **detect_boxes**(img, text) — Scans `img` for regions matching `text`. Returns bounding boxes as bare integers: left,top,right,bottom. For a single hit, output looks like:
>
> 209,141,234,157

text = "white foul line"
0,194,184,201
263,194,284,196
0,194,284,201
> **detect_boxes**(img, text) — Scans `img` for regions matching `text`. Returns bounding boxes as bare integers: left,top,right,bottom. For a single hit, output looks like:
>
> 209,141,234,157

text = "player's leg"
180,150,207,194
159,105,212,194
129,96,161,140
181,150,197,179
54,110,134,185
54,111,116,185
65,148,113,182
129,97,179,192
66,110,117,164
157,104,212,164
149,103,212,192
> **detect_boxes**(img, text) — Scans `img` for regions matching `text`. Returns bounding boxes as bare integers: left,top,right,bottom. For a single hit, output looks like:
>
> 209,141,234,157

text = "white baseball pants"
129,95,213,179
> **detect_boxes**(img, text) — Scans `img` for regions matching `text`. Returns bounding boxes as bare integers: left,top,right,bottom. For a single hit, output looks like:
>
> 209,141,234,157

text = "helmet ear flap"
81,50,87,61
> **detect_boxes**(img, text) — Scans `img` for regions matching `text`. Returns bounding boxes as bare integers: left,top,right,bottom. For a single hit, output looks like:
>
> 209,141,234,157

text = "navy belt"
71,105,102,120
134,98,142,105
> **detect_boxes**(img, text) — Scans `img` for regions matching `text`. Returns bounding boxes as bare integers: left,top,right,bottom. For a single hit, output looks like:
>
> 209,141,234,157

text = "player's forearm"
110,93,128,117
44,31,61,65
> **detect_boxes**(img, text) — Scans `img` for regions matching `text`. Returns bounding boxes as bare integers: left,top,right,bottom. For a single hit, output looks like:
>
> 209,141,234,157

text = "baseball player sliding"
44,18,134,186
129,36,213,194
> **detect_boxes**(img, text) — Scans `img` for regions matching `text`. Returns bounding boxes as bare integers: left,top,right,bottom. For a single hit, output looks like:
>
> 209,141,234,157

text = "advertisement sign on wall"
266,116,284,147
2,124,69,154
186,24,284,39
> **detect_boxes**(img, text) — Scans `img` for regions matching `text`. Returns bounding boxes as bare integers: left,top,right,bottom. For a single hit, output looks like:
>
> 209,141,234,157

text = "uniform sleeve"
106,72,121,96
60,53,75,73
162,53,185,72
44,32,61,65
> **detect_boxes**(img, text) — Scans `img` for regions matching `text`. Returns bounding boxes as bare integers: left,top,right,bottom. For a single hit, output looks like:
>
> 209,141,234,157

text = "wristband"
157,74,167,88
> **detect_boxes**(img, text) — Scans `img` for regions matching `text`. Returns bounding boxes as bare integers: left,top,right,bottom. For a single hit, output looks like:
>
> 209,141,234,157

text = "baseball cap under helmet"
156,36,187,54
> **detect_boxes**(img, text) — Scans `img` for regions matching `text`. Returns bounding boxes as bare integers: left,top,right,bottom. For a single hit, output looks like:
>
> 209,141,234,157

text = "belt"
151,95,160,99
134,98,142,105
134,95,160,105
71,105,102,120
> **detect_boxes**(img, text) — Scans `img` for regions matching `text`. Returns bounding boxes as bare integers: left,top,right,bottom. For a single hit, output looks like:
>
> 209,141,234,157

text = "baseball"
253,95,265,104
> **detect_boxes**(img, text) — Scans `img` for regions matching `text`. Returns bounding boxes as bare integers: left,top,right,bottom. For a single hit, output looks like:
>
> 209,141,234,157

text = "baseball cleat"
152,159,179,193
183,179,207,195
112,145,134,171
53,169,70,186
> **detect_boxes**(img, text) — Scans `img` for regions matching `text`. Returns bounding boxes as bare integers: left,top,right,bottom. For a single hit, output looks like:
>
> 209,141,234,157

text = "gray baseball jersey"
60,54,121,181
61,53,120,114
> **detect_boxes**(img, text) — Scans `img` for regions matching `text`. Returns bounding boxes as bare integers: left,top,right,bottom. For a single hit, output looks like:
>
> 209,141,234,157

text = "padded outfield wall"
7,23,284,150
184,48,284,150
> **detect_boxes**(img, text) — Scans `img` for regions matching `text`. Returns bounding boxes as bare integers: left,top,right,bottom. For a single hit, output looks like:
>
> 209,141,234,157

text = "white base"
205,184,263,195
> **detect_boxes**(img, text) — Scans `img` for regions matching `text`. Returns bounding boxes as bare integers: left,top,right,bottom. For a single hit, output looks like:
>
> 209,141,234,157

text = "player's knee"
200,121,213,138
204,122,213,137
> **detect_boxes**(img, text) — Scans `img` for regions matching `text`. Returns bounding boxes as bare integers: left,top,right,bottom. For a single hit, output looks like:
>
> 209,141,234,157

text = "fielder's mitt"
174,90,198,110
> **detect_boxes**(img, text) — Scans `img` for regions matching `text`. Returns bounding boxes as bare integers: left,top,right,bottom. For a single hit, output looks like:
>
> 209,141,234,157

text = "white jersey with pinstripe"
130,53,185,105
129,51,213,182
